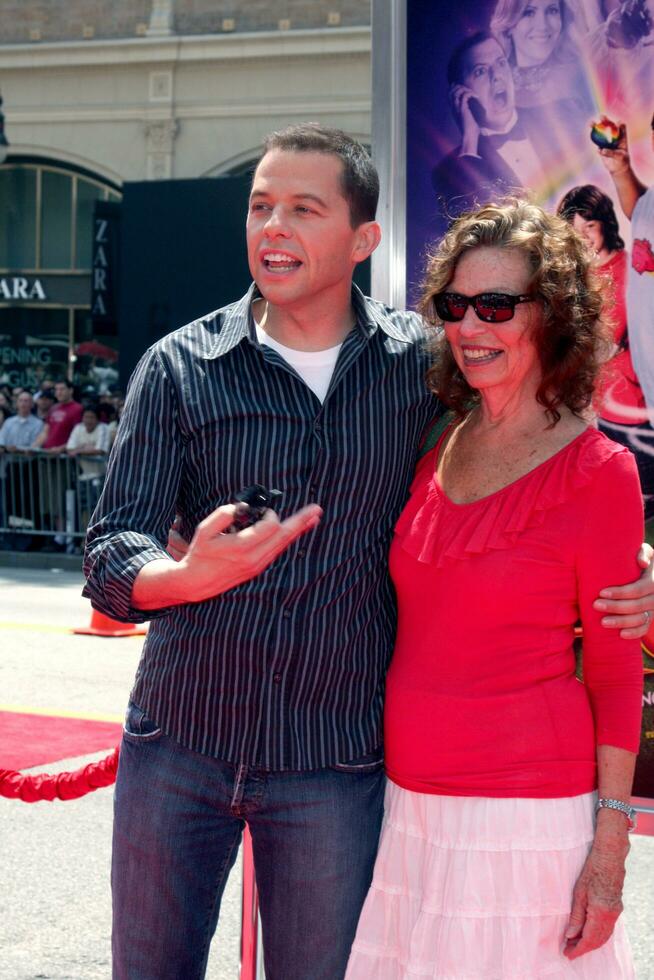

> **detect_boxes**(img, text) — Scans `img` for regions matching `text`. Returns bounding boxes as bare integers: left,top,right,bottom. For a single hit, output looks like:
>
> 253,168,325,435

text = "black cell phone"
227,484,283,533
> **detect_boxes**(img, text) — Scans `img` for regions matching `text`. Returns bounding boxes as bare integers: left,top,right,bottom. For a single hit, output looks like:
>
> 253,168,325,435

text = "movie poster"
405,0,654,799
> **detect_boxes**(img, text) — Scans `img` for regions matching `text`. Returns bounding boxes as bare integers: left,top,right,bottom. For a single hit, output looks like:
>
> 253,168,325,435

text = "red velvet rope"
0,746,119,802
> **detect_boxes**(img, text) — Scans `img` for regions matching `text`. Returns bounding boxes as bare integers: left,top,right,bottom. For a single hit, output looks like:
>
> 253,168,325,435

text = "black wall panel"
117,175,370,386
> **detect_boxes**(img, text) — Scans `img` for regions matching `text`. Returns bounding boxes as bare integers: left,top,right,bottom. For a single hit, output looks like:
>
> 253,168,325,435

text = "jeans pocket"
330,747,384,774
122,700,163,742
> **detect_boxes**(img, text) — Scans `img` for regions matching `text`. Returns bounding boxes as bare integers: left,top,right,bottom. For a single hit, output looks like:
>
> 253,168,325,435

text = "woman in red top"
346,201,642,979
557,184,654,521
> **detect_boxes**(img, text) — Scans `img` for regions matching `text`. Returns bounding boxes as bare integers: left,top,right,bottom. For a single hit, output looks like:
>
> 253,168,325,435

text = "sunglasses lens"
436,294,467,321
476,294,515,322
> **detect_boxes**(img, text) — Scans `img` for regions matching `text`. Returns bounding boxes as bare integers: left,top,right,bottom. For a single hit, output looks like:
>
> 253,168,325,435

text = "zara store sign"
0,276,47,301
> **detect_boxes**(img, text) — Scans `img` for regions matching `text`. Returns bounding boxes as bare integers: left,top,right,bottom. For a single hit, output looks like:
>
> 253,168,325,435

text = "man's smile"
260,249,303,273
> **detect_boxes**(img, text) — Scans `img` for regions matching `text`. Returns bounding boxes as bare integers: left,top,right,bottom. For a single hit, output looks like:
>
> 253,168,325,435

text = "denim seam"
197,823,244,974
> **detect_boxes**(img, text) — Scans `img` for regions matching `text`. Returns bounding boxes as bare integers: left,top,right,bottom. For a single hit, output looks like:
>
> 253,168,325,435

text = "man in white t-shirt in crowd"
598,111,654,420
66,405,110,478
67,405,110,520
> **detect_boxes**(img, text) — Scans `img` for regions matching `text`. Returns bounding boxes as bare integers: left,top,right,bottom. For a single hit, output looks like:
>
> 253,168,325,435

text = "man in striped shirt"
84,125,654,980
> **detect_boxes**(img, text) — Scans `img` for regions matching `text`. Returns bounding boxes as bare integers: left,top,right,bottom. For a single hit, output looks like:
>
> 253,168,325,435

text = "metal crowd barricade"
0,450,107,550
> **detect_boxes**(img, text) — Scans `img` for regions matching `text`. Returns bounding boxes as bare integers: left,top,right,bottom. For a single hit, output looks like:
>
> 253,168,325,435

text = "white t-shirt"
255,323,342,403
627,185,654,415
66,421,110,478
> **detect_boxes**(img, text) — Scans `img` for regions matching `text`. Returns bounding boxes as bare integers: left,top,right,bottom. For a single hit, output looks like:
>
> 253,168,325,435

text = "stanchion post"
240,825,260,980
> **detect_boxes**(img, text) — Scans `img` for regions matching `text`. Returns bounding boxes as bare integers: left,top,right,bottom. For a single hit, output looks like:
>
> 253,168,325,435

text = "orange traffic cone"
73,606,147,638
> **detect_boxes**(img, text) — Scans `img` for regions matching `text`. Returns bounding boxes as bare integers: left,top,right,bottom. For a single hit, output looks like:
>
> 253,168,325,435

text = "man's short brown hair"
259,123,379,227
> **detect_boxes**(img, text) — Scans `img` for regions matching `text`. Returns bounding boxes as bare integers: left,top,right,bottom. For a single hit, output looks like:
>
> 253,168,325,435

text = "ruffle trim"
395,428,626,567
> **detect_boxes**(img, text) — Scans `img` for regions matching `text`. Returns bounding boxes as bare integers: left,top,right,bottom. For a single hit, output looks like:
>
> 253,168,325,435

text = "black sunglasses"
433,291,535,323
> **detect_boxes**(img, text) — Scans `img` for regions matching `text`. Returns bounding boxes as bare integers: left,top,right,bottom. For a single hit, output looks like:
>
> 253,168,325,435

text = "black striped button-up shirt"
83,284,437,770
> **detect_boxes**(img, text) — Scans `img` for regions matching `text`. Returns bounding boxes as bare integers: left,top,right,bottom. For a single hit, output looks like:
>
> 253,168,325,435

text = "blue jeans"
112,702,385,980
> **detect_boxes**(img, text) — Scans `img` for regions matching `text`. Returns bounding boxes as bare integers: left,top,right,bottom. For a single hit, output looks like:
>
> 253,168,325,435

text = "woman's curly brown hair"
420,198,609,425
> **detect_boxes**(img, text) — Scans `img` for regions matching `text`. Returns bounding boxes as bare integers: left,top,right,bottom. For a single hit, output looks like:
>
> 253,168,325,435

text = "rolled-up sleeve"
82,347,184,622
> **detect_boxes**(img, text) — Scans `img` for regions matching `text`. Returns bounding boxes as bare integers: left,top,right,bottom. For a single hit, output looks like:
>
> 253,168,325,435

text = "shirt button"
309,485,318,496
273,673,282,684
282,609,291,619
297,548,306,558
314,422,322,433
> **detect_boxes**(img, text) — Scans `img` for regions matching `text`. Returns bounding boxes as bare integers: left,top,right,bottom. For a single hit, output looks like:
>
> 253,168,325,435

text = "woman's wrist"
593,808,631,854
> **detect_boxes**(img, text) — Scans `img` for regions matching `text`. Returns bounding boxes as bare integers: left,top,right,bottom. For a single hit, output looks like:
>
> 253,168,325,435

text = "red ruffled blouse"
384,425,644,798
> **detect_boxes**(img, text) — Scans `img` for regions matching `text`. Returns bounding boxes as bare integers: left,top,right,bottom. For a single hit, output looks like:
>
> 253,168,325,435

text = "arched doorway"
0,158,121,392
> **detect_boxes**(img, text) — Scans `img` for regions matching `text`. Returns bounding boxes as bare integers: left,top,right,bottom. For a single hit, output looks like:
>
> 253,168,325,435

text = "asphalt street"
1,566,653,980
0,566,241,980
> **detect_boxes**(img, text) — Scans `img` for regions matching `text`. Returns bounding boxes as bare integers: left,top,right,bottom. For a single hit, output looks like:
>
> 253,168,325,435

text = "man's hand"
450,85,481,157
132,502,322,609
563,832,628,960
594,542,654,638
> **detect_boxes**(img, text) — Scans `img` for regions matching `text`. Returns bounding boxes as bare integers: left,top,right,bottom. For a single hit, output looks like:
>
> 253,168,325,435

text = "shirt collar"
202,282,411,360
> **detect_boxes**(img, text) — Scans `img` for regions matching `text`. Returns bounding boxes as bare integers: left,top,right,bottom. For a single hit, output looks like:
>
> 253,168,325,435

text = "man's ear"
352,221,382,264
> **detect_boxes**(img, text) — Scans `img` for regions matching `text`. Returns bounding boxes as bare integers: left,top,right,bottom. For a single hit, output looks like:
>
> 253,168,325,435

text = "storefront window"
0,168,37,269
41,170,73,269
0,161,122,394
0,308,70,389
0,163,120,272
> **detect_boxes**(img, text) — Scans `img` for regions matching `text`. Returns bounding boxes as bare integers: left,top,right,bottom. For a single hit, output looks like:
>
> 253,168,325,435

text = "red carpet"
0,711,122,771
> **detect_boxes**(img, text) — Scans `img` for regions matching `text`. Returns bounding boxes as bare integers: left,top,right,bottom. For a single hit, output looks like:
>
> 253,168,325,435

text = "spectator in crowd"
109,386,125,416
67,405,110,520
67,405,110,475
0,392,43,550
35,390,55,421
0,392,43,452
10,386,25,408
0,390,12,416
34,378,83,452
33,376,56,402
33,379,83,551
99,404,119,444
0,404,11,428
99,389,125,443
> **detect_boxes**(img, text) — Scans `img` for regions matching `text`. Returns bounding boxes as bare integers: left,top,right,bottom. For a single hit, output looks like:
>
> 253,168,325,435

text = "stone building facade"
0,0,371,183
0,1,372,389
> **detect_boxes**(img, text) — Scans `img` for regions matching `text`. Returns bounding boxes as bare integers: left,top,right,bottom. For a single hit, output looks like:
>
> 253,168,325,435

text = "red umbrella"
75,341,118,362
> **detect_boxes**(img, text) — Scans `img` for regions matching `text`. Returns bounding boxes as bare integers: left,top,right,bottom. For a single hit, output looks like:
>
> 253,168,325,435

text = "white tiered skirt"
345,783,634,979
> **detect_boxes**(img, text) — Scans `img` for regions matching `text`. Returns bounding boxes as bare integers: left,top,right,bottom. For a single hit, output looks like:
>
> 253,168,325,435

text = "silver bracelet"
596,797,637,832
